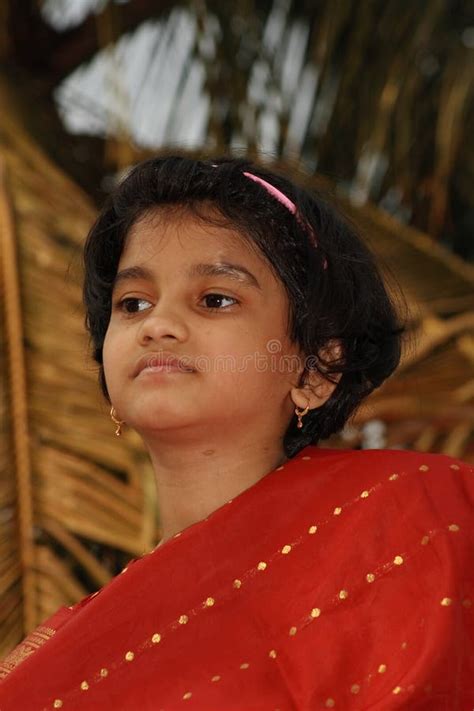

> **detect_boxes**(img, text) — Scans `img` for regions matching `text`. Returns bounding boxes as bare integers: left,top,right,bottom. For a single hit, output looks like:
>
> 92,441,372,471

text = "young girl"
1,156,473,710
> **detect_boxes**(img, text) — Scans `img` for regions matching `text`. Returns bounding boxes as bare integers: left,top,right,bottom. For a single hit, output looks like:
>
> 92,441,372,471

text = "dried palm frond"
0,76,159,657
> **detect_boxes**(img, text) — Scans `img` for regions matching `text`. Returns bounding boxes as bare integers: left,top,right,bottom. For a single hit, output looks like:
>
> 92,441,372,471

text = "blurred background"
0,0,473,653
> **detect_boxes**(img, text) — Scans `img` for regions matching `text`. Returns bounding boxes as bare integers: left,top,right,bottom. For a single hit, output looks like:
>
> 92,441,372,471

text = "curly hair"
82,155,407,458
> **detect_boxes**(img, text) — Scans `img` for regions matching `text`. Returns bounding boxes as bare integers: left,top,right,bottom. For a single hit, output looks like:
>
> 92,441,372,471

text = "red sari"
1,445,473,710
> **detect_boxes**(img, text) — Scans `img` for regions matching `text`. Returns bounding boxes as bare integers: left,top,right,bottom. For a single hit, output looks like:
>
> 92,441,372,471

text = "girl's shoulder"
298,445,473,513
305,444,472,478
310,442,470,464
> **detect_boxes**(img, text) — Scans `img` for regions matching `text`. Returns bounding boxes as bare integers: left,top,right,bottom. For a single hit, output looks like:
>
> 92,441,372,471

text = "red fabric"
0,445,473,710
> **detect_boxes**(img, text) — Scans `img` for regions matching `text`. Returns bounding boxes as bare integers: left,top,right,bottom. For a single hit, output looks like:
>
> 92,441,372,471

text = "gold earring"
294,403,310,429
110,406,125,437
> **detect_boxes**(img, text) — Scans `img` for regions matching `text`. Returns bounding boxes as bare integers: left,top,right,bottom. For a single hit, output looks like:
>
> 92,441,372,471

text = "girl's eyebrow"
112,262,262,291
188,262,261,290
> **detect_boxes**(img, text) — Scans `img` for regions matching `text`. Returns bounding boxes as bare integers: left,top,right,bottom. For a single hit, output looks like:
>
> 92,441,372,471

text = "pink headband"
242,171,328,270
243,171,298,215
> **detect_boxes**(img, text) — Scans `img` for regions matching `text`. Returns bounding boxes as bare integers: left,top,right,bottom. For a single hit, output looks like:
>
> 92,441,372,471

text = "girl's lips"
133,352,196,377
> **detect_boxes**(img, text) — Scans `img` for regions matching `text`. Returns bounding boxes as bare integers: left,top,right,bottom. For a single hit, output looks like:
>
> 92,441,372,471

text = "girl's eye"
114,293,239,316
202,293,239,311
116,297,151,314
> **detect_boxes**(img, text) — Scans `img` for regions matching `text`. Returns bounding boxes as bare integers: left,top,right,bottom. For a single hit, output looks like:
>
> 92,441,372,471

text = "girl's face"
103,207,305,444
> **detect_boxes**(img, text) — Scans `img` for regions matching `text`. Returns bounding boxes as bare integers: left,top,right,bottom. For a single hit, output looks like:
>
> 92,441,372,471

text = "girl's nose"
137,304,188,344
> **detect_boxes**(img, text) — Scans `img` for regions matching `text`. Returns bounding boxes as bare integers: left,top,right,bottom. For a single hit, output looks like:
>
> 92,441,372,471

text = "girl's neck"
144,435,288,546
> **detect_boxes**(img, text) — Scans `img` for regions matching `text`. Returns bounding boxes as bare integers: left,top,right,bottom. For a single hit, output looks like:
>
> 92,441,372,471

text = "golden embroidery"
448,523,460,532
308,525,318,534
240,662,249,669
183,691,192,699
269,649,277,658
440,597,452,606
325,698,335,707
204,597,215,607
233,579,242,588
281,545,292,554
211,675,221,682
360,490,369,498
0,625,57,679
53,700,63,708
350,684,360,694
152,633,161,643
366,573,375,583
125,651,134,661
257,561,267,570
310,607,321,618
80,681,89,690
393,555,404,565
339,589,348,600
419,465,429,472
392,686,402,694
289,626,297,636
179,615,189,624
378,664,387,673
333,507,342,515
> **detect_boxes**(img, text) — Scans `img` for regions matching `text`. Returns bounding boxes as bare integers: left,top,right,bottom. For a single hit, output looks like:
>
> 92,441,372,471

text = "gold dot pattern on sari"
46,456,472,709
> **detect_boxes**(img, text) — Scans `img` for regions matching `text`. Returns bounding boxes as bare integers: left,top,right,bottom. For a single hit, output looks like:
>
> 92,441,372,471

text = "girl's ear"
290,339,343,412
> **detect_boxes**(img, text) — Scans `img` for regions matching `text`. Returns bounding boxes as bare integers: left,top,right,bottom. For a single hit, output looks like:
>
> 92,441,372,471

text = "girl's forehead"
120,209,274,280
126,207,247,247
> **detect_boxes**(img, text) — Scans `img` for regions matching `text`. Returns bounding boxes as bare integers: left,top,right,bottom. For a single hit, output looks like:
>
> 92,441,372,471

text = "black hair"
82,155,407,458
